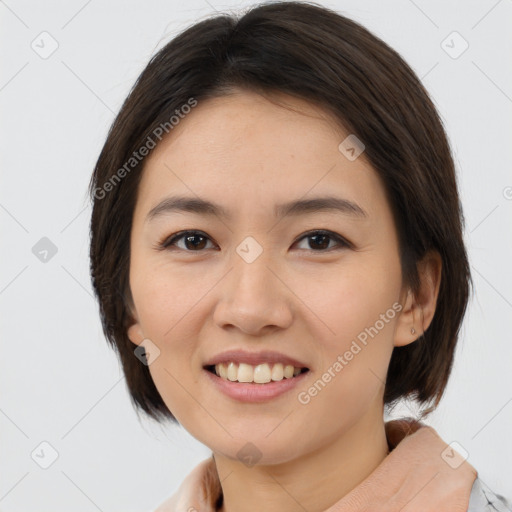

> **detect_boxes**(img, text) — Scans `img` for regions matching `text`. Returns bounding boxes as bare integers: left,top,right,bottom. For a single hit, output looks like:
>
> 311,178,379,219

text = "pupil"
310,234,329,250
186,234,206,250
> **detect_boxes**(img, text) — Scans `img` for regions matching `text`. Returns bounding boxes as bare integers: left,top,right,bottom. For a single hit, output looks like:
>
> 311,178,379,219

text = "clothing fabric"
467,478,511,512
150,455,511,512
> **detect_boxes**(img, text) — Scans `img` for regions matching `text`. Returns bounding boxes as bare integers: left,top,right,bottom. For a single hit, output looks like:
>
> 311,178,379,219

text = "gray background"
1,0,511,510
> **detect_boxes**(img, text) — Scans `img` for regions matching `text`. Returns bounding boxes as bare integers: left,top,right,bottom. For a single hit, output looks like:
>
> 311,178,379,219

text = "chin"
208,434,307,467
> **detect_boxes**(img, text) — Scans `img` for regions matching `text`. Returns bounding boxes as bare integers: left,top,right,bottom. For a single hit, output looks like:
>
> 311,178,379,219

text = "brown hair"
88,1,472,423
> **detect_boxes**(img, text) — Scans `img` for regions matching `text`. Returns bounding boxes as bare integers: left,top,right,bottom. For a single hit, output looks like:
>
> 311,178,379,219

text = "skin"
127,89,445,512
154,423,478,512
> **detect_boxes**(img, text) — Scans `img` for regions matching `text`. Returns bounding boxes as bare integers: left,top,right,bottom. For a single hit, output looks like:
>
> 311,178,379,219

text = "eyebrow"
145,194,368,223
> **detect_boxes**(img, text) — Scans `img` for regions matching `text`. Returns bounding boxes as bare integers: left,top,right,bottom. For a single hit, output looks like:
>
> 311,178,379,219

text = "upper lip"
203,349,309,369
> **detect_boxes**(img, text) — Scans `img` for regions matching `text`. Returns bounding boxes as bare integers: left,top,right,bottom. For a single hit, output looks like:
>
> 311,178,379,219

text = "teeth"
272,363,284,381
213,362,305,383
227,362,238,381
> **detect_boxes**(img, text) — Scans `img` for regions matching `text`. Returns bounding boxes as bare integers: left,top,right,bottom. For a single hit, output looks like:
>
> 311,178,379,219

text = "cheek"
298,258,400,399
131,267,209,424
132,262,206,340
296,277,397,437
304,260,400,345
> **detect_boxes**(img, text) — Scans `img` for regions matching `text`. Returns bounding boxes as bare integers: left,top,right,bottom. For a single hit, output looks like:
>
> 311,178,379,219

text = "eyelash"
155,229,352,253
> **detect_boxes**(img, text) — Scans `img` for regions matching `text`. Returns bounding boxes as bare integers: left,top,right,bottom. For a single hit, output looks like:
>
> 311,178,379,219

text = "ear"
127,310,145,347
394,250,442,347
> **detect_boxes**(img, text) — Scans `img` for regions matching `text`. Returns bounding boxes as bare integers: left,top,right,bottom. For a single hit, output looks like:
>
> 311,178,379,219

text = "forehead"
135,90,387,222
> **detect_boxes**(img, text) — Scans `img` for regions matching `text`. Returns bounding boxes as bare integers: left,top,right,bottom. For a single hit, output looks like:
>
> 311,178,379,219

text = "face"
127,89,413,464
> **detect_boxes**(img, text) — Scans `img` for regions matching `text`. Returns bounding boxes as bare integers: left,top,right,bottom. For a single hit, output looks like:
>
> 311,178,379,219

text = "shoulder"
468,477,512,512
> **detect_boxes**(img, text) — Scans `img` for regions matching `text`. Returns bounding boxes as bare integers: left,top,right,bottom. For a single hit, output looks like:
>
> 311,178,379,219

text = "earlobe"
394,290,421,348
394,250,442,348
127,321,145,346
123,286,144,346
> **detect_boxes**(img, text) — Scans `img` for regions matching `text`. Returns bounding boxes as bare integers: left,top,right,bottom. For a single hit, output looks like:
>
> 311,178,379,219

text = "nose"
213,246,294,336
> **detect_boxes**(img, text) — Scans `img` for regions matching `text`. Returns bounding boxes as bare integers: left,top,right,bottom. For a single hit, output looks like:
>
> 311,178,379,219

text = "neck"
213,400,388,512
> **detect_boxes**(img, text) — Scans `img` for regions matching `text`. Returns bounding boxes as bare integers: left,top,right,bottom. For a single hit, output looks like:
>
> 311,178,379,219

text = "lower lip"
203,368,310,403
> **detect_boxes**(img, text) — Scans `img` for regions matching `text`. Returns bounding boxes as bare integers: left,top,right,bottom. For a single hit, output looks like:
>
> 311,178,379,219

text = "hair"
88,0,472,423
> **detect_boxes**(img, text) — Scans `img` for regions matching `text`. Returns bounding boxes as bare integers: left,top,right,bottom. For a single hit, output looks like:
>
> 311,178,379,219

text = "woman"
88,2,510,510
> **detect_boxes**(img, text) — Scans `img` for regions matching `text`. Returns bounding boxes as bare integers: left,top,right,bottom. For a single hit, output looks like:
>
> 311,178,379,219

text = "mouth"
203,362,311,403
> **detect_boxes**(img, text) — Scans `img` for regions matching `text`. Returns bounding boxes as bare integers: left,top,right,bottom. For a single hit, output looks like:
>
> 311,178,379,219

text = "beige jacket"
150,455,510,512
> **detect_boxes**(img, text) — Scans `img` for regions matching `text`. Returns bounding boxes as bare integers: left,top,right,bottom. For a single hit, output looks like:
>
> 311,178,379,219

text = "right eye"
156,230,217,252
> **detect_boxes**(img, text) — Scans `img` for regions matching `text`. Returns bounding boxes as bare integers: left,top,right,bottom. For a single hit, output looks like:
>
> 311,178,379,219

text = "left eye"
294,230,350,251
157,229,350,252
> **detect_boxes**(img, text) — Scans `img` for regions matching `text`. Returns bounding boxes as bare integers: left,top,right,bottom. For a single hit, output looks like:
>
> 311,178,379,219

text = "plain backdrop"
1,0,511,510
